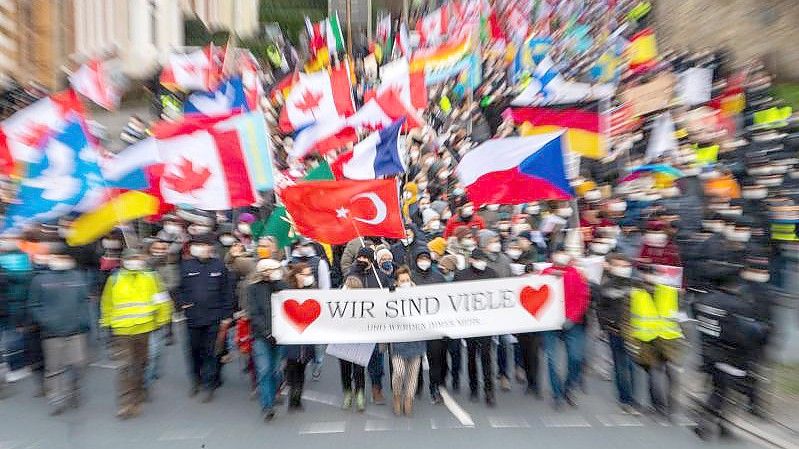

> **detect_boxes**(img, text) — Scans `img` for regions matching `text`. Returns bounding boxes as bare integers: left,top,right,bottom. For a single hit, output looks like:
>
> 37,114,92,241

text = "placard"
621,73,676,117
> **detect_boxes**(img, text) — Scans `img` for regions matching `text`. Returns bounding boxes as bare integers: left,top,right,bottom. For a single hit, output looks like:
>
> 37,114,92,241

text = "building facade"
181,0,260,39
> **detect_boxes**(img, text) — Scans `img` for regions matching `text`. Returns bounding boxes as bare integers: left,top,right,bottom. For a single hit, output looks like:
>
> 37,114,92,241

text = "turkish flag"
280,179,405,244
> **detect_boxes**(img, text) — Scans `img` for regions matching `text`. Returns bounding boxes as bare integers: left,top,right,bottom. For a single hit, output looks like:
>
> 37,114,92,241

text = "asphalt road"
0,327,763,449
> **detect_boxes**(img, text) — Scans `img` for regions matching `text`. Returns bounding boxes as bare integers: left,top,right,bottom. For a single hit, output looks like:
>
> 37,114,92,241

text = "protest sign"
621,73,676,117
272,275,565,344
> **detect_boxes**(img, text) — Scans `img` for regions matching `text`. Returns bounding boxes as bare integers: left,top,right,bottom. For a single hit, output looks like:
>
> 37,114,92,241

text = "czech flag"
510,103,607,159
455,132,575,207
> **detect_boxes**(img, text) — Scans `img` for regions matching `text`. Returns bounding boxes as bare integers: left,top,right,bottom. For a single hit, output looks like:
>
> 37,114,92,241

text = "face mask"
398,281,413,288
300,246,315,257
416,259,431,271
418,182,428,191
556,207,573,218
123,259,146,271
380,261,394,273
552,253,571,266
356,260,370,270
427,220,441,230
461,239,476,251
718,208,743,216
471,260,487,271
507,248,522,260
644,232,668,247
756,176,782,187
590,242,611,255
49,259,75,271
512,223,531,235
219,235,236,246
302,275,315,287
410,149,420,160
269,270,283,281
742,189,768,199
441,211,452,220
609,265,632,278
190,245,210,259
102,239,122,250
437,171,449,180
702,221,725,233
487,242,502,253
401,237,413,246
726,229,751,243
486,204,500,211
237,223,252,235
608,201,627,212
403,191,413,200
461,206,474,217
525,205,540,215
188,225,211,236
741,270,770,283
164,224,182,235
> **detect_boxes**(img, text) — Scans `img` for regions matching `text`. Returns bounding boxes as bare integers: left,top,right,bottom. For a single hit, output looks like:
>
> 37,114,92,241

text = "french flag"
331,120,405,180
455,132,575,206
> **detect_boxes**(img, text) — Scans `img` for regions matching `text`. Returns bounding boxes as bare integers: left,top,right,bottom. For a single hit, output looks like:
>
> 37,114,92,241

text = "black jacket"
593,274,632,335
176,258,234,327
246,279,288,339
346,263,392,289
454,265,498,282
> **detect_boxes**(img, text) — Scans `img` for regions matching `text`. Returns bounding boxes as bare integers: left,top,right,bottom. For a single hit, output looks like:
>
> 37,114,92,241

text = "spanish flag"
511,104,607,159
626,28,658,73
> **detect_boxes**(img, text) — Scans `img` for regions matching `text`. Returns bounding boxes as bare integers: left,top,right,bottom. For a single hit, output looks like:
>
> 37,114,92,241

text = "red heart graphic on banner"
519,285,550,319
283,299,321,332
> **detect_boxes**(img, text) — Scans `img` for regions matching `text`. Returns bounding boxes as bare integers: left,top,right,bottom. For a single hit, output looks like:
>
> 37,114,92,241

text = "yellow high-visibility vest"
771,222,798,241
630,285,683,342
101,270,165,335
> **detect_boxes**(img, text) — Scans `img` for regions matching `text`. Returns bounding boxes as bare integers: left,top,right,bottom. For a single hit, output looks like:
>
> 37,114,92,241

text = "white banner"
272,275,565,344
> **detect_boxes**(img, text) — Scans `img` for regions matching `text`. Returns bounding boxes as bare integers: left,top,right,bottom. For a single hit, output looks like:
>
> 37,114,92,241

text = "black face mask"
356,260,370,271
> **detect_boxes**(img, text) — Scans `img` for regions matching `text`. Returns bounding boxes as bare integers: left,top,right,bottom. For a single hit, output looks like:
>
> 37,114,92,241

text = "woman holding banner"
339,276,367,412
389,267,427,416
283,263,315,412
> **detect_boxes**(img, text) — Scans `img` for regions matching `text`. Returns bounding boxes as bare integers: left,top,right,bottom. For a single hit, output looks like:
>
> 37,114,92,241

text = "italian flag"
327,13,345,55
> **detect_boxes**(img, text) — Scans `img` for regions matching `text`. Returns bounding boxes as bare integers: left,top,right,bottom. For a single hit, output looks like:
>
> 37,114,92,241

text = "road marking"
487,416,531,429
439,388,475,427
302,390,391,418
595,414,644,427
298,421,347,435
541,415,592,428
89,361,122,369
430,417,470,430
364,419,412,432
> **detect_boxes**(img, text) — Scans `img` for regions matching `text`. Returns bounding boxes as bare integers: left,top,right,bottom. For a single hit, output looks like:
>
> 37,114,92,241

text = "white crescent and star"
335,192,387,225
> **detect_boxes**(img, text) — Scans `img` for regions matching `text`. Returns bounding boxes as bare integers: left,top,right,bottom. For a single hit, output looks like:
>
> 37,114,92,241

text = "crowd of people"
0,0,797,443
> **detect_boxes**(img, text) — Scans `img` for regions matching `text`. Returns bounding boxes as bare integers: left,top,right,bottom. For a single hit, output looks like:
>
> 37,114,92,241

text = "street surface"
0,327,763,449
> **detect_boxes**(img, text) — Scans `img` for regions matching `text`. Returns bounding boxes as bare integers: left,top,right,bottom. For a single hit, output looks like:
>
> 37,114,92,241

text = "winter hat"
238,212,256,224
427,237,447,256
422,208,441,224
177,208,215,226
191,233,216,245
357,246,375,262
437,255,459,272
477,229,498,248
375,248,393,263
453,225,472,240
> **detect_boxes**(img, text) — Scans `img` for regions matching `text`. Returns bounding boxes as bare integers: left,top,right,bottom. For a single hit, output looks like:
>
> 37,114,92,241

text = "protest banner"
620,73,676,117
272,275,565,344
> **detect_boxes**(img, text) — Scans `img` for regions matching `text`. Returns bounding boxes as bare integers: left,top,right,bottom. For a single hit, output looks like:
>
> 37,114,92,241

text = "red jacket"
443,215,486,238
638,242,681,267
542,265,589,324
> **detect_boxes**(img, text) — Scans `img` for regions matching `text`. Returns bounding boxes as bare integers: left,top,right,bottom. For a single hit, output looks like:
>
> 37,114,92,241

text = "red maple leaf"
295,89,323,115
17,123,51,147
361,122,385,133
163,158,212,194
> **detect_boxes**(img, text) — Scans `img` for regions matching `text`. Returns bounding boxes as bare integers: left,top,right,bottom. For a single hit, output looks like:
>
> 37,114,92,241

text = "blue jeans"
543,324,585,400
608,333,636,405
252,338,283,409
496,335,522,377
145,327,166,388
367,346,384,389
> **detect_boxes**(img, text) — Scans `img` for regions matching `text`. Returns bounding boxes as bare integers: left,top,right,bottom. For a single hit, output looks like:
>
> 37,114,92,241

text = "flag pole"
346,0,353,57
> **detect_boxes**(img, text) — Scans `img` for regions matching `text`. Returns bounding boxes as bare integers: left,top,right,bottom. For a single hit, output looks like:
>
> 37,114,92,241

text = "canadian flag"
239,51,264,111
371,58,427,111
279,65,355,133
416,4,449,47
165,45,224,92
69,58,123,111
152,114,257,210
0,89,87,172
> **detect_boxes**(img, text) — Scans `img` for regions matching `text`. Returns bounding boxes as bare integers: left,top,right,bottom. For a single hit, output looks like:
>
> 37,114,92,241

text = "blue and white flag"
183,77,249,116
4,119,103,231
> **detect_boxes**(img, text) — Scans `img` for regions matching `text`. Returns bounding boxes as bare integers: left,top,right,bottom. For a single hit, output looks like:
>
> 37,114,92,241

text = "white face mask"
742,189,768,199
741,270,770,283
525,205,540,215
644,232,668,247
608,201,627,212
398,281,413,288
302,275,315,287
609,265,632,278
416,259,431,271
237,223,252,235
486,204,500,211
49,259,75,271
461,206,474,217
702,221,725,233
102,239,122,250
219,235,236,246
188,225,211,236
401,237,413,246
471,260,487,271
512,223,531,235
726,229,751,243
507,248,522,260
123,259,146,271
403,191,413,200
300,246,315,257
590,242,611,255
441,211,452,220
718,208,743,216
487,242,502,253
552,253,571,266
437,171,450,180
190,245,210,259
427,220,441,230
269,270,283,281
164,224,182,235
556,207,573,218
461,239,476,251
